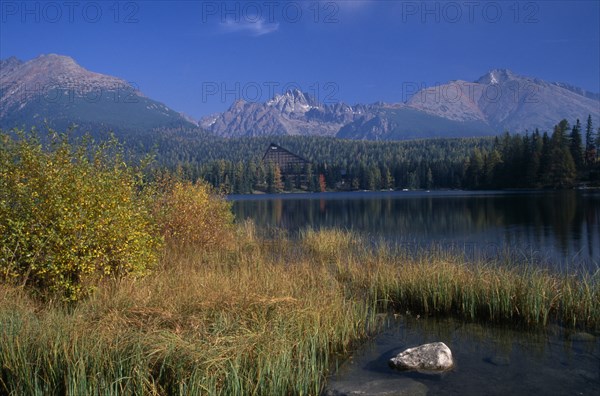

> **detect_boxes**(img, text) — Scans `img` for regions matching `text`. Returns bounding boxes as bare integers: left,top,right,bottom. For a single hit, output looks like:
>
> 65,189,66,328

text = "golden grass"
1,226,598,395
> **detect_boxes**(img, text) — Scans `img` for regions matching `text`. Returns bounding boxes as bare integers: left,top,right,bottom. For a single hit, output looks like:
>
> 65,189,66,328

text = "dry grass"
1,226,598,395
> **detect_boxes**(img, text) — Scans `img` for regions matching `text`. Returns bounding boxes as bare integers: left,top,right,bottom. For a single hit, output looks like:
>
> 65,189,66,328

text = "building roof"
262,143,311,174
262,143,310,163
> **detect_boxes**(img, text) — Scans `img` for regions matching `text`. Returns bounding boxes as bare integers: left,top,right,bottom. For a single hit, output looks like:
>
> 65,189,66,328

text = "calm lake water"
229,190,600,395
230,190,600,271
325,315,600,396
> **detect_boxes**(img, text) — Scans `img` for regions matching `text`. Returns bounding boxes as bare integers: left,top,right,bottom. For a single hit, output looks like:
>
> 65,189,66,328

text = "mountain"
2,57,598,141
0,54,196,134
202,69,600,140
200,89,369,137
394,69,600,137
336,105,495,140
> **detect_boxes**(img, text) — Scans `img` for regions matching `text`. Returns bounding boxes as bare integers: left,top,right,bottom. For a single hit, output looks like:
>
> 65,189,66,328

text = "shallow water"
230,190,600,271
325,316,600,396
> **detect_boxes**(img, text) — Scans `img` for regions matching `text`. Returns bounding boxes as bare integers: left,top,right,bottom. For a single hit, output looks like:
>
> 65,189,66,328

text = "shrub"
153,176,234,249
0,131,161,300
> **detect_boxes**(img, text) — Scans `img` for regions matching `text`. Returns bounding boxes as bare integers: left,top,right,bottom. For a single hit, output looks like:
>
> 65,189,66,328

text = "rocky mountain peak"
1,56,22,65
476,69,517,85
266,89,318,114
37,53,78,67
1,53,134,95
0,56,23,76
551,82,600,101
203,68,599,140
0,54,194,131
230,98,247,109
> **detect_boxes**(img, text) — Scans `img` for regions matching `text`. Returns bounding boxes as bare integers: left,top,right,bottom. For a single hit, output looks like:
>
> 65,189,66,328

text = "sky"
1,0,599,119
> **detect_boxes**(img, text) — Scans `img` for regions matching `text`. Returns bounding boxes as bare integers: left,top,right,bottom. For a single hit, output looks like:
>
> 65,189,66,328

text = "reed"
1,227,598,395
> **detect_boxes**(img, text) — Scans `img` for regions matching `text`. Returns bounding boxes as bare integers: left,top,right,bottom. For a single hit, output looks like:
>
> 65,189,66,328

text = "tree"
549,122,577,188
569,119,584,171
284,175,293,191
597,127,600,161
485,149,502,187
584,115,596,166
318,174,327,192
383,167,395,190
407,171,420,190
465,148,484,188
367,165,381,190
426,167,434,189
233,161,246,194
305,163,315,191
538,132,552,186
521,130,542,187
266,162,283,193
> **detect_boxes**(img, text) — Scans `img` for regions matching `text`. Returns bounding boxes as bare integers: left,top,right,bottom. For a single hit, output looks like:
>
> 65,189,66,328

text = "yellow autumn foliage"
0,131,161,300
153,175,234,249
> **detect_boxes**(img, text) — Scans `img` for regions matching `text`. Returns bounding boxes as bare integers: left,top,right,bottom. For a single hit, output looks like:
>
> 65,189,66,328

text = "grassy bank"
1,226,599,395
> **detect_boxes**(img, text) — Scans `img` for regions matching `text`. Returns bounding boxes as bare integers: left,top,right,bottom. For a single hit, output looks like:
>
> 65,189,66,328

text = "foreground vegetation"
2,226,599,395
1,131,599,394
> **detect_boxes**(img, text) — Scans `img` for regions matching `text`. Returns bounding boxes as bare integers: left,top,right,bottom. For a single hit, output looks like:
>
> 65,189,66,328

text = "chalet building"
262,143,310,175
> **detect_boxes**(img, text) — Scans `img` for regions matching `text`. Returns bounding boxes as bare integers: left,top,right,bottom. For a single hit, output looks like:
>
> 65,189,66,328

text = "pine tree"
597,127,600,161
407,171,420,190
233,161,246,194
426,167,434,190
305,163,314,191
485,149,502,187
584,115,596,166
525,129,543,187
266,162,283,193
367,165,381,190
384,167,395,190
466,148,484,188
549,122,577,188
538,132,552,186
569,119,584,171
283,175,293,191
273,164,283,193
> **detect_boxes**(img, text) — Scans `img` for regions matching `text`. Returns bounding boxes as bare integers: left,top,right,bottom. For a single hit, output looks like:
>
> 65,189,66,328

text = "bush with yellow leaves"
153,175,234,250
0,131,161,300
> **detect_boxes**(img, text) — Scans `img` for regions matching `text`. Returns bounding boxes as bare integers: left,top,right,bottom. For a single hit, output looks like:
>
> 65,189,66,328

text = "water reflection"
231,190,600,269
326,316,600,396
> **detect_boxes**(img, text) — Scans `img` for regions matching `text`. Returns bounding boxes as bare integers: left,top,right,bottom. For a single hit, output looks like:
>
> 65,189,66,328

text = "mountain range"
201,69,600,139
1,54,599,140
0,54,195,135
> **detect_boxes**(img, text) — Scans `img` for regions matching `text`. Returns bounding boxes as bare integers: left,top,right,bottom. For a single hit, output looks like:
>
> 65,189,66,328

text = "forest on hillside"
150,115,600,193
4,116,598,193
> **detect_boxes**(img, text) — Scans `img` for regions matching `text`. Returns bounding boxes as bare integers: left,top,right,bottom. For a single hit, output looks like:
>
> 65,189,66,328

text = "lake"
325,315,599,396
230,190,600,271
229,190,600,394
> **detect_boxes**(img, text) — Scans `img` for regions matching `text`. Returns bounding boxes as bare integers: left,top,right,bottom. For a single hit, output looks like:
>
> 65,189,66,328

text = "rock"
389,342,454,371
325,378,428,396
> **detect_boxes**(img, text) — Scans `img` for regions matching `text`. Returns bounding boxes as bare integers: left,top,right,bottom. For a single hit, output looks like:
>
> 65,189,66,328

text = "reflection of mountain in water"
232,191,600,269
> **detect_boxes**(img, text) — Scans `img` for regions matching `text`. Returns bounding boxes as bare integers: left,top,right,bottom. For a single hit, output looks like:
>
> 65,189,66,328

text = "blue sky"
1,0,599,119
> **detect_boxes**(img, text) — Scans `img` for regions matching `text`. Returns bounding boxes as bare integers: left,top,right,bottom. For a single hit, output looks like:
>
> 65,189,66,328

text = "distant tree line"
464,116,600,189
150,132,492,193
146,115,600,193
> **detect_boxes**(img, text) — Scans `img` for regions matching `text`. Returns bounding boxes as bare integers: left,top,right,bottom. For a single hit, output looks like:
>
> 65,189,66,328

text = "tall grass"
1,226,599,395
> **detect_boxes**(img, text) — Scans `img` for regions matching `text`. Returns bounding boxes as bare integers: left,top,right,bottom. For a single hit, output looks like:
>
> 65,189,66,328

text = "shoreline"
226,188,598,201
2,227,598,394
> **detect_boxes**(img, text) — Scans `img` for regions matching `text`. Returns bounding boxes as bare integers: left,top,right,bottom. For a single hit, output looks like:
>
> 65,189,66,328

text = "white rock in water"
389,342,454,371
